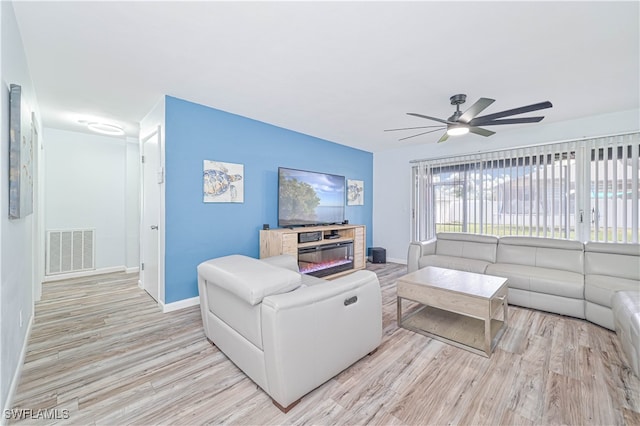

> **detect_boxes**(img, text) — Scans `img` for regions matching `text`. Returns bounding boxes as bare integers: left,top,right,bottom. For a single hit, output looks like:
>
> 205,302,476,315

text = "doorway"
140,126,163,302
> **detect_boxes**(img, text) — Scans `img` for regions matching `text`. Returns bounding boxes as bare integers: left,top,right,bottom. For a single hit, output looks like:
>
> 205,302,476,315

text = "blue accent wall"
164,96,373,303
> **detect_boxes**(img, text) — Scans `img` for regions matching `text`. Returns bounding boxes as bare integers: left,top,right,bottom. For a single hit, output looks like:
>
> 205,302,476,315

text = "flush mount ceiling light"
86,121,125,136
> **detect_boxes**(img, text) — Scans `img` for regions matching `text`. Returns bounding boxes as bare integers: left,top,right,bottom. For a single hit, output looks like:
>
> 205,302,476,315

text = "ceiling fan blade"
471,116,545,126
459,98,495,123
407,113,452,125
437,132,449,143
469,101,553,125
384,125,445,132
468,126,496,137
398,128,444,141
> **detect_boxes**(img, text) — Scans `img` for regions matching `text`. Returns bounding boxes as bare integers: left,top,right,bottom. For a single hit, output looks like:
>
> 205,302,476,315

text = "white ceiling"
12,1,640,152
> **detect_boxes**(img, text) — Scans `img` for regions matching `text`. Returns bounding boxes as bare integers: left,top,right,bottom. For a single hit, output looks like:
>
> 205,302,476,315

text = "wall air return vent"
46,229,95,275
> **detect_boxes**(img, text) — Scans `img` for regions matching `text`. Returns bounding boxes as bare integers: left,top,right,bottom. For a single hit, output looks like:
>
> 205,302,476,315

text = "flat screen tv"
278,167,345,227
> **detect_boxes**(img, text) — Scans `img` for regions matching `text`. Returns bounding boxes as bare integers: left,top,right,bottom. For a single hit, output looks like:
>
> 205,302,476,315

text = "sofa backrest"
198,255,302,306
496,236,584,273
435,232,498,263
584,241,640,281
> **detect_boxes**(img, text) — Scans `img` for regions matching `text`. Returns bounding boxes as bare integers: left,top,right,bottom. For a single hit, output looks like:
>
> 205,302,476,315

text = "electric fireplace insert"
298,241,354,278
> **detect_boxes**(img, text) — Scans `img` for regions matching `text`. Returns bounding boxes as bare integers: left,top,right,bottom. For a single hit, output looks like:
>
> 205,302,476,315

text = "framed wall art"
9,84,34,219
347,179,364,206
203,160,244,203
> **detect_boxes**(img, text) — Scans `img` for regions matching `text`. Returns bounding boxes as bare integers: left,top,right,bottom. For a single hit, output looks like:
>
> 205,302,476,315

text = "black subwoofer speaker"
367,247,386,264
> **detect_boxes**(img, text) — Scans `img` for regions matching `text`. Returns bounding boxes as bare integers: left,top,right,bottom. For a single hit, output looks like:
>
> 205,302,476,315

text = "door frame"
139,125,164,304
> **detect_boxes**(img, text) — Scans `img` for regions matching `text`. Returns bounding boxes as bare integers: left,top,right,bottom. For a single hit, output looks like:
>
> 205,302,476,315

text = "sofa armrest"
262,270,378,310
407,239,436,273
261,270,382,408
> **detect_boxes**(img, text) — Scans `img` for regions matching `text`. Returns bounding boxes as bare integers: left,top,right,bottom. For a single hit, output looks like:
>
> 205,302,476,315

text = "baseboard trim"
161,296,200,313
2,315,34,426
125,266,140,274
43,266,128,282
387,257,407,265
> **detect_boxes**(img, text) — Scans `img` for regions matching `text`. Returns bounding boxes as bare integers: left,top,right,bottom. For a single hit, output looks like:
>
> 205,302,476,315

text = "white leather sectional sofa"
613,291,640,377
408,232,640,376
584,241,640,329
407,232,499,274
486,236,586,321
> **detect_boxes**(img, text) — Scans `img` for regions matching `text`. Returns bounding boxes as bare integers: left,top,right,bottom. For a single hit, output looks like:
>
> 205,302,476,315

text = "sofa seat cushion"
198,255,301,306
485,263,583,299
585,275,640,308
612,291,640,377
418,255,490,274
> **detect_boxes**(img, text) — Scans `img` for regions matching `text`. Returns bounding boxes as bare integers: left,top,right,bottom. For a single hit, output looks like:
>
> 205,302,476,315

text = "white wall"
0,0,40,416
125,139,140,271
372,109,640,263
44,128,139,273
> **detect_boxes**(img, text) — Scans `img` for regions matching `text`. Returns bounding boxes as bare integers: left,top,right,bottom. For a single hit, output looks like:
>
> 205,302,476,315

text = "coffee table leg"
397,297,402,326
503,297,508,326
485,317,491,356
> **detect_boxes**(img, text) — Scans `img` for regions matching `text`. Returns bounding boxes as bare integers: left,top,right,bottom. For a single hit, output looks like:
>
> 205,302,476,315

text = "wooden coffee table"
396,266,508,357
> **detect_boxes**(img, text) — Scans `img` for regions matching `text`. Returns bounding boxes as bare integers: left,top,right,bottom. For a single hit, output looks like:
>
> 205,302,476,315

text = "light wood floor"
10,263,640,425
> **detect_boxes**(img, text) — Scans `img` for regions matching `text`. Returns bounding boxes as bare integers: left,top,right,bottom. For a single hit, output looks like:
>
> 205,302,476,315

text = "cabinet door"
282,234,298,257
354,226,366,269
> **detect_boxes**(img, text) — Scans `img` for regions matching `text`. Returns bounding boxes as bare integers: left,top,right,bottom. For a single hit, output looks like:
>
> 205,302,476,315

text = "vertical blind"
411,132,640,244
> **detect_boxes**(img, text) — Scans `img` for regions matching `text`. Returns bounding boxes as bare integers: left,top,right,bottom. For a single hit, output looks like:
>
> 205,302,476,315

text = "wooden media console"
259,224,366,279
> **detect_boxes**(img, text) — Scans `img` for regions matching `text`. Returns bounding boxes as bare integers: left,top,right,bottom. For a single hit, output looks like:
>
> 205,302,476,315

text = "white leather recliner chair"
197,254,382,412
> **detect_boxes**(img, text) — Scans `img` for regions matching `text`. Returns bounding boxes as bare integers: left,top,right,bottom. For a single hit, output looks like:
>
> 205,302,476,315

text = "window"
411,133,639,243
587,142,640,243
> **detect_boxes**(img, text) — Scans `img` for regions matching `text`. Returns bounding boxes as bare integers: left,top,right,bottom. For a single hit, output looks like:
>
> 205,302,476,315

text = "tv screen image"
278,167,345,227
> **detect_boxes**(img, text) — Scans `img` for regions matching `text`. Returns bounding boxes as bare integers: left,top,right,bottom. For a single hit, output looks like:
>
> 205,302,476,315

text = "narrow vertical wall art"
347,179,364,206
9,84,34,219
203,160,244,203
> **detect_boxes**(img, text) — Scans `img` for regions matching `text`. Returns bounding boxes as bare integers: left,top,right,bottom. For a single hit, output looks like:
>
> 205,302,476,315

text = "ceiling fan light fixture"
392,95,551,142
447,124,469,136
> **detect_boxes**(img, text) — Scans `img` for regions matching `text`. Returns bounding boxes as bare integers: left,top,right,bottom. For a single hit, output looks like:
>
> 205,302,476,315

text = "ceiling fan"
385,94,552,143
